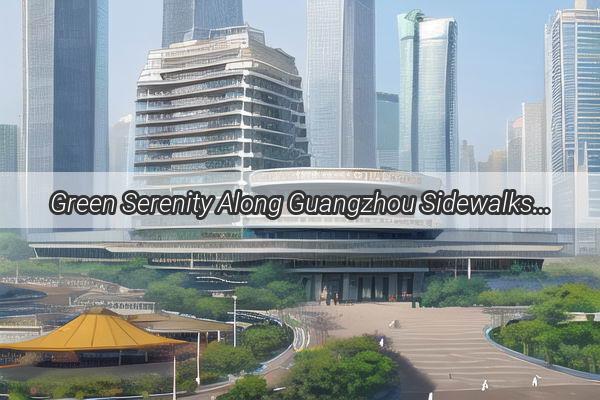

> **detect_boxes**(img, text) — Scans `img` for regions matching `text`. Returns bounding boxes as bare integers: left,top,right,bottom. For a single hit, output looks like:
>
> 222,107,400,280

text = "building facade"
109,115,133,173
22,0,108,173
29,168,565,303
398,10,458,173
0,125,18,173
459,140,476,173
506,117,523,172
162,0,244,47
521,103,545,173
306,0,376,168
545,0,600,254
135,26,309,198
376,93,401,170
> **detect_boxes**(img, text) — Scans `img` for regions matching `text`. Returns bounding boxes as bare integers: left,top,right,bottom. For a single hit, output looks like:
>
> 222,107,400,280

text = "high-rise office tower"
459,140,476,173
22,0,108,173
376,93,402,170
0,125,18,173
398,10,458,173
306,0,376,168
109,115,133,173
506,117,523,172
135,26,309,177
162,0,244,47
478,149,507,173
521,103,545,173
546,0,600,253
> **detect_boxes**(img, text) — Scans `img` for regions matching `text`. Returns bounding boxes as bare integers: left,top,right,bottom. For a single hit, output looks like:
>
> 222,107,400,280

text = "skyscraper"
109,115,133,173
459,140,476,173
306,0,376,168
546,0,600,253
22,0,108,173
162,0,244,47
136,26,308,177
506,117,523,172
376,93,402,170
478,149,507,173
398,10,458,173
0,125,18,173
521,103,546,173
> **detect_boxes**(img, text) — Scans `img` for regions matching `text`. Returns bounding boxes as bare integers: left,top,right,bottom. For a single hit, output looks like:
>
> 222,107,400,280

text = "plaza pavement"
307,303,600,400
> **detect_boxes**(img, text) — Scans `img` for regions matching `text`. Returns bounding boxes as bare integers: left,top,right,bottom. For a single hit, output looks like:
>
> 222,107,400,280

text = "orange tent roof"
0,308,186,352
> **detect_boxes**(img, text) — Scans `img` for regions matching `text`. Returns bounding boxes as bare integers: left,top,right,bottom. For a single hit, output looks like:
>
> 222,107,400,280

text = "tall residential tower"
398,10,458,173
162,0,244,47
306,0,376,168
22,0,108,173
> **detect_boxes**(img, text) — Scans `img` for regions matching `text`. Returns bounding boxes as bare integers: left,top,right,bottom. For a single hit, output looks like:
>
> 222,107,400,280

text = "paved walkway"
309,303,599,399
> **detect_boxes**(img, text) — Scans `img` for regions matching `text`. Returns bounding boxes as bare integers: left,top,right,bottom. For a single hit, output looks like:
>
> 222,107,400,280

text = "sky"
0,0,573,161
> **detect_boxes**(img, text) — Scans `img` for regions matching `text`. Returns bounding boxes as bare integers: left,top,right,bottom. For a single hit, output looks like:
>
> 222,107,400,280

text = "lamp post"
195,332,201,386
172,355,177,400
232,295,238,347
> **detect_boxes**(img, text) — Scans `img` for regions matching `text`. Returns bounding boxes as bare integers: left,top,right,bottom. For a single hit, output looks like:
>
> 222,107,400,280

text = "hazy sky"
0,0,573,160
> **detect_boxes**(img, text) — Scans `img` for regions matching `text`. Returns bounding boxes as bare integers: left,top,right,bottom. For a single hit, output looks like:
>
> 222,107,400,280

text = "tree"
421,276,488,307
248,262,285,287
203,342,259,375
530,299,568,326
195,297,231,320
534,330,562,364
0,233,32,261
220,375,267,400
241,324,290,359
498,320,548,356
583,345,600,374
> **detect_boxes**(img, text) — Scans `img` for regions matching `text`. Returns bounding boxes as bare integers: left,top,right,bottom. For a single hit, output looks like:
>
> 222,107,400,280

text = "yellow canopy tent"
0,308,186,352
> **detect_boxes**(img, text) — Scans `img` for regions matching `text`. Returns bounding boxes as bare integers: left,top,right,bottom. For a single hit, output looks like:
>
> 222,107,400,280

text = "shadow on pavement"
383,350,436,400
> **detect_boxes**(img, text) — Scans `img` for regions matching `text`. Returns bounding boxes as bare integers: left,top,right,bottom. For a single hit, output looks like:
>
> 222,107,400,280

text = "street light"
232,295,238,347
195,332,201,386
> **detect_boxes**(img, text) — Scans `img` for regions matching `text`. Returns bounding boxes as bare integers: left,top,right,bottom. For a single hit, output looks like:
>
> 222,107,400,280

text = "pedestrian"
481,379,488,391
334,292,339,305
532,375,541,387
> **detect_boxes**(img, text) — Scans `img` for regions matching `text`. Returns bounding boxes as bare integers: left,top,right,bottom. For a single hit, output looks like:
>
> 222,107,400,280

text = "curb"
484,326,600,382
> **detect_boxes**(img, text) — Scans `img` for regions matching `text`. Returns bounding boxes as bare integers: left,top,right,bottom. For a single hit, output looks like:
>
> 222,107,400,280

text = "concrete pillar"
314,274,323,302
413,272,425,295
468,258,472,280
389,273,398,299
217,330,221,342
342,273,350,301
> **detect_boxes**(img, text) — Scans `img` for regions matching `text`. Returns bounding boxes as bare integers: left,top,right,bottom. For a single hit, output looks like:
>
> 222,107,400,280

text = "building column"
314,273,323,302
467,258,472,280
342,273,350,301
389,273,398,299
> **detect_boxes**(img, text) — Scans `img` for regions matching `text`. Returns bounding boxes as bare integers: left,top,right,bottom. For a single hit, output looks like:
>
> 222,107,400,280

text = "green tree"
195,296,231,320
530,299,568,326
0,233,32,261
241,324,290,359
203,342,259,375
583,345,600,374
248,262,285,287
498,320,548,356
421,276,488,307
534,330,562,364
220,375,268,400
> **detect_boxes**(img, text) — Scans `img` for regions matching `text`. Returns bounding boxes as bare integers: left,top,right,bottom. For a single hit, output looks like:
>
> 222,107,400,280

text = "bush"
477,288,541,306
219,375,268,400
241,324,291,359
0,233,32,261
421,276,488,307
203,342,259,376
280,336,395,400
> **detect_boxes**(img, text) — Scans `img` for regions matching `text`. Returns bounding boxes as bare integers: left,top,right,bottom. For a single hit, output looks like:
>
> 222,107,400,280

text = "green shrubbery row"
220,336,397,400
421,276,600,311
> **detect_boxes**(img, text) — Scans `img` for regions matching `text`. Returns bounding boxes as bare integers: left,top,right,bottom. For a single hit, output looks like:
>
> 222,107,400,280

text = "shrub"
203,342,259,376
219,375,268,400
241,324,291,359
421,276,488,307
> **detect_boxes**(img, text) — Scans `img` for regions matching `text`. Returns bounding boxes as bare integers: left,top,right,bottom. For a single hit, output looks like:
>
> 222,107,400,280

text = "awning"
0,308,186,352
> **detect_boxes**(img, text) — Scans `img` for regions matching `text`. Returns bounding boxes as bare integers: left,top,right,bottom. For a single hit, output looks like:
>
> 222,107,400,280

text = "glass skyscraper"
162,0,244,47
306,0,376,168
398,10,458,173
0,125,18,173
22,0,108,173
376,93,401,170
